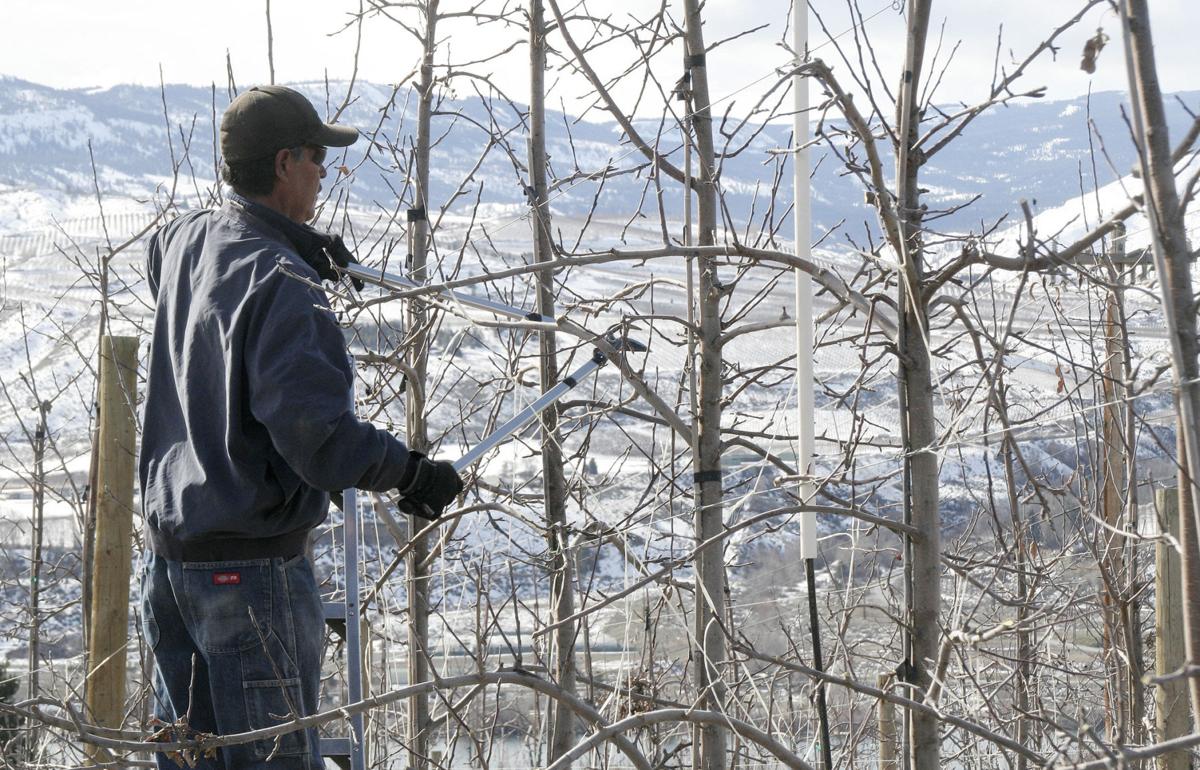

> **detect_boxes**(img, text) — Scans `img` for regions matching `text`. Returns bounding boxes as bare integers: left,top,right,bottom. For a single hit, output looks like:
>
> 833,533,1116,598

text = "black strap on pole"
806,557,833,769
406,207,427,222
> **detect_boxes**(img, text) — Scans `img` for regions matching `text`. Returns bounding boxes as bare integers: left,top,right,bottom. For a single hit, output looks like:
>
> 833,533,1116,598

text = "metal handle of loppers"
344,261,647,514
344,263,554,324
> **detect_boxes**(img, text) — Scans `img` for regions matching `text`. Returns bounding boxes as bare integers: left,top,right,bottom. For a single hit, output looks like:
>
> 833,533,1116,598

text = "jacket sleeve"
243,263,413,493
146,226,165,300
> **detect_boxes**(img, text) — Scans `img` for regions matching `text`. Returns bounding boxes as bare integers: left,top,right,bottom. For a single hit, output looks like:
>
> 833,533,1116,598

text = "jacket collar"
226,192,330,264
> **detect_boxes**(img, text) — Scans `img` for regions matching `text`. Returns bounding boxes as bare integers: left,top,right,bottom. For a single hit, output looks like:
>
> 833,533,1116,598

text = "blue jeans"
140,552,325,769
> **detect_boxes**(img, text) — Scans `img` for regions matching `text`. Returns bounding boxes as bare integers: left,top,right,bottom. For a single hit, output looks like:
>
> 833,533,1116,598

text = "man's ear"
274,147,293,182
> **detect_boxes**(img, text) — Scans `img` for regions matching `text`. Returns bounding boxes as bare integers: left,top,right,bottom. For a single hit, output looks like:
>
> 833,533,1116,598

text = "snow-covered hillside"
0,75,1190,567
0,76,1196,237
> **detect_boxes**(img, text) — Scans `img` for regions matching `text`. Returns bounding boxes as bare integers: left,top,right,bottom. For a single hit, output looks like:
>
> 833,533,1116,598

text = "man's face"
275,145,327,223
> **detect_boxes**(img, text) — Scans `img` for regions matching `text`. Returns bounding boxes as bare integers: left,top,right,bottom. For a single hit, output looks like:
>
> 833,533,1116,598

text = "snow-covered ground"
0,115,1189,685
0,187,1178,544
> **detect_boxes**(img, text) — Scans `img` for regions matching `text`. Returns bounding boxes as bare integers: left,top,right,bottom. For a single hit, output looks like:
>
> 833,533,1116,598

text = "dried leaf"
1055,362,1066,393
1081,28,1108,74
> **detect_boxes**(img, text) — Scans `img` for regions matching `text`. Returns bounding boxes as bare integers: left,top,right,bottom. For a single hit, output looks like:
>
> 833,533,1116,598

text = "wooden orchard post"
1156,487,1189,770
85,335,138,754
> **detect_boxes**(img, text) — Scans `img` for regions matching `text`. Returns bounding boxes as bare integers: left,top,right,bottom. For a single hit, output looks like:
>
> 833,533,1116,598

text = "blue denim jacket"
140,198,411,553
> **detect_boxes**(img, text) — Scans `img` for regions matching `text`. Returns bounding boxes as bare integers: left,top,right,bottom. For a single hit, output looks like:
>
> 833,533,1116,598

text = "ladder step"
322,737,352,756
323,737,354,770
324,601,348,640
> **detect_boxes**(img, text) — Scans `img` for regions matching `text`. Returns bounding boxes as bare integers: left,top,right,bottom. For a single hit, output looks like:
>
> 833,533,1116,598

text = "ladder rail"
342,486,366,770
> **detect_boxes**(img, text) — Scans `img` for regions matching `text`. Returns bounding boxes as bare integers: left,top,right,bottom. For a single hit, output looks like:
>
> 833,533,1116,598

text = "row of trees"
1,1,1199,768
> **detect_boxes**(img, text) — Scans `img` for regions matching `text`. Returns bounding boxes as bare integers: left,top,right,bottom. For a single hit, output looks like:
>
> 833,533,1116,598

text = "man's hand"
396,453,464,521
311,233,365,290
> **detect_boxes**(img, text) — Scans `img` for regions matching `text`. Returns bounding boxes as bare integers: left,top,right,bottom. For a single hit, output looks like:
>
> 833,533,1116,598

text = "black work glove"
311,233,365,290
396,452,464,521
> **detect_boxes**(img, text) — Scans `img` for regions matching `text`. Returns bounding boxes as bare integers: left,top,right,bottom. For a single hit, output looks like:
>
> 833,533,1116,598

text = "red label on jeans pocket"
212,571,241,586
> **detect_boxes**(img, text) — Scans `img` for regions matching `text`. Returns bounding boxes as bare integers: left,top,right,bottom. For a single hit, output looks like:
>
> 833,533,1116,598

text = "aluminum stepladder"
320,469,366,770
321,262,643,769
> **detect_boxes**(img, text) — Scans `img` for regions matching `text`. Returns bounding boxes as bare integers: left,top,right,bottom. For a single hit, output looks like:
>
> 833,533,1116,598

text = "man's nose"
319,164,327,179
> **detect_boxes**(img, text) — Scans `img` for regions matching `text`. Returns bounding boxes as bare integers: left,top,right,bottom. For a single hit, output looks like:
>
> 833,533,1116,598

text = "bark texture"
530,0,578,761
1120,0,1200,728
894,2,941,767
682,2,728,768
406,4,439,767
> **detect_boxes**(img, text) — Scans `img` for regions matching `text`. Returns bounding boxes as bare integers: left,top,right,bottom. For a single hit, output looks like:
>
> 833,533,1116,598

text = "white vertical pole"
793,0,816,560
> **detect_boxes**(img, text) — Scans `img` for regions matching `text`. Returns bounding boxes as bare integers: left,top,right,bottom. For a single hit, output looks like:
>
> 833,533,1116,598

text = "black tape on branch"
406,207,427,222
693,470,722,484
687,53,707,69
673,71,692,102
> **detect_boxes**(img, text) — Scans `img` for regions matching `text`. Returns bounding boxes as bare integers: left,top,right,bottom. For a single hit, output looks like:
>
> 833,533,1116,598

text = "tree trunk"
29,401,48,705
1001,432,1032,770
1101,225,1147,741
407,4,439,767
529,0,577,763
894,2,940,767
681,2,728,769
1119,0,1200,728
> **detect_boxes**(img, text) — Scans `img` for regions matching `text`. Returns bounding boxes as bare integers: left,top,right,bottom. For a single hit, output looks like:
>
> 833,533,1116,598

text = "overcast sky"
1,1,1193,114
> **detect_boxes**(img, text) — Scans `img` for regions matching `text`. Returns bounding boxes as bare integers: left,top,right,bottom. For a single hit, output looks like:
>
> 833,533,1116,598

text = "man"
139,85,461,769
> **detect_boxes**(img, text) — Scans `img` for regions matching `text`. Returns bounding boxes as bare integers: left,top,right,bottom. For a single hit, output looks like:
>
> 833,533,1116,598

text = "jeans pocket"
243,677,308,758
180,560,274,654
279,553,324,677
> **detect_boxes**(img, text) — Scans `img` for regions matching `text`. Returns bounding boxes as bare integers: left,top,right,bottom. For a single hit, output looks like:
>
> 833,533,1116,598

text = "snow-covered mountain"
1,75,1195,236
0,75,1190,550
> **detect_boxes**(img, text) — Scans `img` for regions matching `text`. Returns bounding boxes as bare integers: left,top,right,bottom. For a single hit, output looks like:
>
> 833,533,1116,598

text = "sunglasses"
290,145,328,167
305,145,328,167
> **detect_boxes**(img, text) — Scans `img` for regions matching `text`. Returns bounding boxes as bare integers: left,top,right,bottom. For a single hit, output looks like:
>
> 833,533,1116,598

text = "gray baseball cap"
220,85,359,163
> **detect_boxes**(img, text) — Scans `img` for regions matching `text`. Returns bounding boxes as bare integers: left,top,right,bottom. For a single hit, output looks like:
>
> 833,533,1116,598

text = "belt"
147,527,309,562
